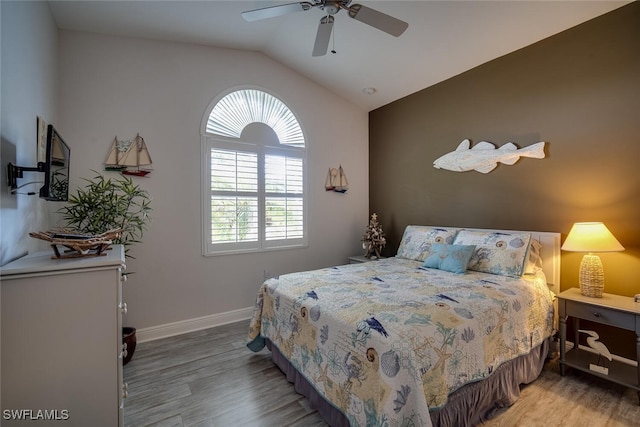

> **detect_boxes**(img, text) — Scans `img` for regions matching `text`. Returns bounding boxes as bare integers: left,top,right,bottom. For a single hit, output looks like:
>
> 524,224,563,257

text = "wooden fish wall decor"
433,139,545,173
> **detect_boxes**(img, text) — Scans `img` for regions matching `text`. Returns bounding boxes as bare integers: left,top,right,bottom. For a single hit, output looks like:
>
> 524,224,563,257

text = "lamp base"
579,254,604,298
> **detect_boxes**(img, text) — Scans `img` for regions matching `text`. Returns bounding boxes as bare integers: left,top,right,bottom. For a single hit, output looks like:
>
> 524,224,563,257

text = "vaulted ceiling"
48,1,629,111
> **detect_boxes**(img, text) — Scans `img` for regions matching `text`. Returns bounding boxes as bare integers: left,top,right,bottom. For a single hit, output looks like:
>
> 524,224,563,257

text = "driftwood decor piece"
29,228,122,259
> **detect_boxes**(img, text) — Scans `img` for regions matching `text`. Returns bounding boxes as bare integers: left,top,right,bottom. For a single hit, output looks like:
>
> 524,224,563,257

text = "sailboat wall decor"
104,133,153,176
325,165,348,193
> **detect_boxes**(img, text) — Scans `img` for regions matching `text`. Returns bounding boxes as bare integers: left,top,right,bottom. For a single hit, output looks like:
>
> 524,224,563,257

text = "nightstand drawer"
566,300,636,330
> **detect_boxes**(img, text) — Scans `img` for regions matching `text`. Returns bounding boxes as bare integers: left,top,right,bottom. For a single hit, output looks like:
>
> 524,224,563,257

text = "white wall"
0,0,59,410
57,31,369,330
0,1,59,265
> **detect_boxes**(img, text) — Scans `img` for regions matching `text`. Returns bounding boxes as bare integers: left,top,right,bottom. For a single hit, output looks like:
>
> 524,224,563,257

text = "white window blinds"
202,89,306,255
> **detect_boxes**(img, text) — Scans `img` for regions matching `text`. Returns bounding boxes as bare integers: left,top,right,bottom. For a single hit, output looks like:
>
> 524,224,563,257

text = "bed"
247,226,561,426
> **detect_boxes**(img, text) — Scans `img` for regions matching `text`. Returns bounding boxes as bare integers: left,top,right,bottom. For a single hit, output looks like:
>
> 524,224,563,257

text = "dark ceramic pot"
122,327,137,366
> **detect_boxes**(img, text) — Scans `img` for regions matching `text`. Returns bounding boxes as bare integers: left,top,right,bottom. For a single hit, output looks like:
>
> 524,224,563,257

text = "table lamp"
561,222,624,298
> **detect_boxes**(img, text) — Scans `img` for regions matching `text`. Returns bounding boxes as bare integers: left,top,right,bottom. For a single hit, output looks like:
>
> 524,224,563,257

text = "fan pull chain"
331,23,336,54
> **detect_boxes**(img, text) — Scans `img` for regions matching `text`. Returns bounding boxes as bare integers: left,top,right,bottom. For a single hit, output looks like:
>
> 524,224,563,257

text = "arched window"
202,89,306,255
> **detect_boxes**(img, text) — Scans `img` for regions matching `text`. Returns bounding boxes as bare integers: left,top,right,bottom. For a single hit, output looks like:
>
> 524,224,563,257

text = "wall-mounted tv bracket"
7,162,45,190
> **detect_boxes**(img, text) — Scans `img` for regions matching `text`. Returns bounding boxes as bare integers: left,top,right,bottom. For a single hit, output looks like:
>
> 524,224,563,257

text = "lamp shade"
561,222,624,253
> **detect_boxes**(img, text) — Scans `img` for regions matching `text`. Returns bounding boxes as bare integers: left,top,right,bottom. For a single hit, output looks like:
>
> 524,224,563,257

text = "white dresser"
1,246,126,426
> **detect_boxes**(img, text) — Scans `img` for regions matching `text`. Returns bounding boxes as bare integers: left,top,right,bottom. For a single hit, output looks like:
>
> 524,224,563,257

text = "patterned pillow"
453,230,532,277
396,226,460,261
524,239,543,275
423,243,476,274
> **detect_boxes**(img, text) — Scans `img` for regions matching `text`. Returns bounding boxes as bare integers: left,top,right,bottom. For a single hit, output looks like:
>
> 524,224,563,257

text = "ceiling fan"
241,1,409,57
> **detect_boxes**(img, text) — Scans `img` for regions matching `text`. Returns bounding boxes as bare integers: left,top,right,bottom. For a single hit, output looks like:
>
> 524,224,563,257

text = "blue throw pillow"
423,243,476,274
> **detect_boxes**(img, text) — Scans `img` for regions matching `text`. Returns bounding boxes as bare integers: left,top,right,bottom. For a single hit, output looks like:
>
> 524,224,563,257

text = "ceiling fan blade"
242,2,314,22
347,4,408,37
312,15,334,57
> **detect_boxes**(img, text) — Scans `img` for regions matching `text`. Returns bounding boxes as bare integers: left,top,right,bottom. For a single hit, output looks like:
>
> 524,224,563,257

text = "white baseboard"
135,306,254,343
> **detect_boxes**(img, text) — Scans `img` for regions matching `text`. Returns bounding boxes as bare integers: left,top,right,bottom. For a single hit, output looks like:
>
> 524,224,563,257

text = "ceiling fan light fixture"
242,1,408,56
320,1,343,15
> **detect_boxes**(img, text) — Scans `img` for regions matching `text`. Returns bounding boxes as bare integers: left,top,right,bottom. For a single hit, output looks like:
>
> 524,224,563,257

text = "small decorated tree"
362,213,386,259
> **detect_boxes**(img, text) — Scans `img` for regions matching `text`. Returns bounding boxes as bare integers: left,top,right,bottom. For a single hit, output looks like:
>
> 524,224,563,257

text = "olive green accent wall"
370,3,640,359
370,2,640,300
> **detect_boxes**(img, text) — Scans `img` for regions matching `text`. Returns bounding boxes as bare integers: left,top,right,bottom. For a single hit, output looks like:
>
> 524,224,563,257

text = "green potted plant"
58,172,151,257
58,171,151,364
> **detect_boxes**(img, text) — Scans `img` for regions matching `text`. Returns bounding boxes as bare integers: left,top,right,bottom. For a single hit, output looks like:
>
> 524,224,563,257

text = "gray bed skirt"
266,338,549,427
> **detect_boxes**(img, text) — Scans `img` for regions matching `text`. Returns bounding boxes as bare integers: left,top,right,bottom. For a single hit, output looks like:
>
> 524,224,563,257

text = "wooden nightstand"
558,288,640,405
348,255,386,264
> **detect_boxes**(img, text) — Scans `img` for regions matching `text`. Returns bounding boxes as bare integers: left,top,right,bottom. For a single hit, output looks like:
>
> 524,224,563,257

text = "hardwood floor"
123,321,326,427
124,320,640,427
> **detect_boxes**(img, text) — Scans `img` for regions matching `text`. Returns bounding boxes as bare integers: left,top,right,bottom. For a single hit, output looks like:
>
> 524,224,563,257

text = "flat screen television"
6,123,71,201
40,124,71,201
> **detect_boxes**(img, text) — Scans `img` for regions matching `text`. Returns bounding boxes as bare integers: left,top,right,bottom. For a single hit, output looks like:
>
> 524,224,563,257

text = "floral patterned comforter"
247,257,554,427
